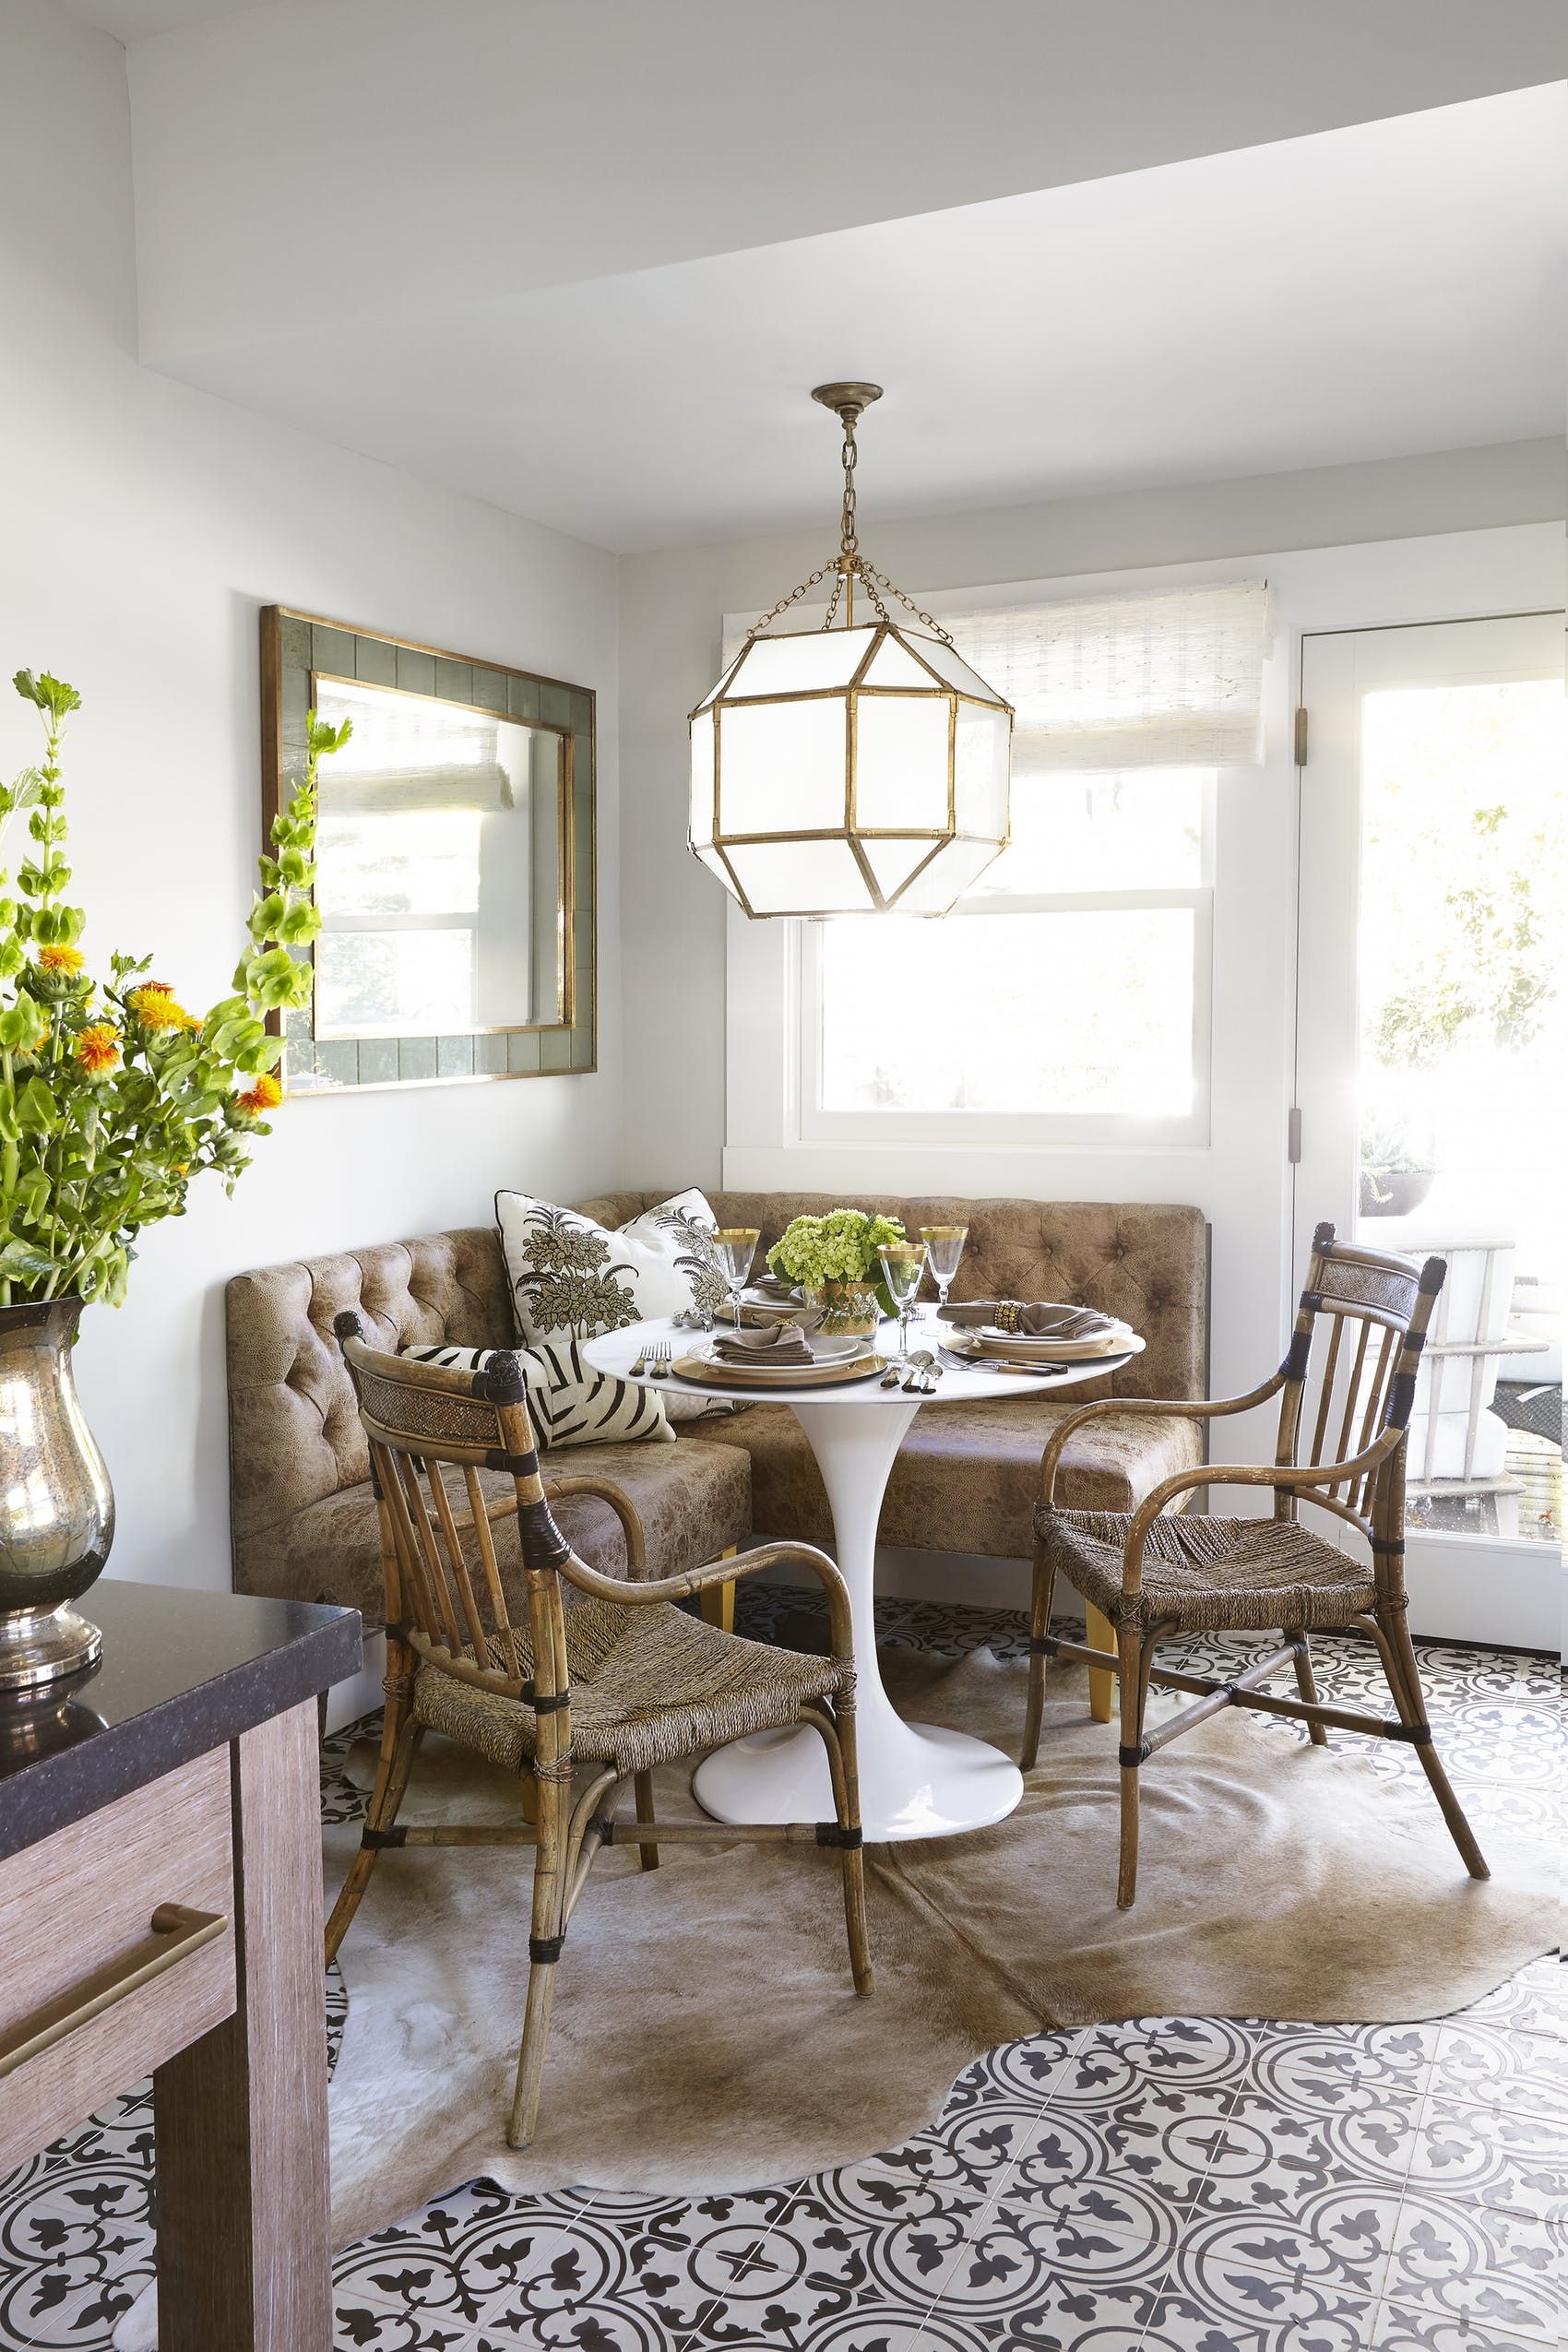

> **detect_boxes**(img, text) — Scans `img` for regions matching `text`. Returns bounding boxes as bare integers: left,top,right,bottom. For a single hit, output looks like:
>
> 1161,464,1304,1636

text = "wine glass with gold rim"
920,1223,968,1333
713,1229,761,1329
878,1240,929,1363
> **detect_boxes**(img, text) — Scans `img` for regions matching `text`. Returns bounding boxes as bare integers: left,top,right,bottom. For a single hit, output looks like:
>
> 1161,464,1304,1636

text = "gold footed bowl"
0,1298,113,1693
802,1279,884,1338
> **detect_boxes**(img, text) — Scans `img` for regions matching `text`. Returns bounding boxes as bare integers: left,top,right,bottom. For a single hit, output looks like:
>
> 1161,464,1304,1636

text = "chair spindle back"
1273,1222,1444,1539
333,1312,571,1706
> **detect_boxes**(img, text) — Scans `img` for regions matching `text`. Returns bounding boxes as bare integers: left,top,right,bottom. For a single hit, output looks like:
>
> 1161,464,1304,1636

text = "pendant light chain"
854,560,954,646
742,391,955,645
838,410,860,566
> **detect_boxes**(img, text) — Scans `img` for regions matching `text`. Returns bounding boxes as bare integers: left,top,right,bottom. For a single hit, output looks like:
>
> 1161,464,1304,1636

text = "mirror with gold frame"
261,607,596,1090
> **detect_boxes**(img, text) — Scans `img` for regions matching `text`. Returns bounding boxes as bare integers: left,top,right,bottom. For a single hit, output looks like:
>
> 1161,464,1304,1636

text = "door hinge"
1293,707,1309,766
1287,1107,1303,1164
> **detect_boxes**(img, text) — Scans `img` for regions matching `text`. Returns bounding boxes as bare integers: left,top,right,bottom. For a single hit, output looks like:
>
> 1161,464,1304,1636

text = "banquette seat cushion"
226,1195,1206,1624
695,1396,1203,1562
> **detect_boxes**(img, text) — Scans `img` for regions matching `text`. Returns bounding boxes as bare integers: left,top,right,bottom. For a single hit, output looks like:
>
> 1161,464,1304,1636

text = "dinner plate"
696,1330,862,1367
671,1349,884,1389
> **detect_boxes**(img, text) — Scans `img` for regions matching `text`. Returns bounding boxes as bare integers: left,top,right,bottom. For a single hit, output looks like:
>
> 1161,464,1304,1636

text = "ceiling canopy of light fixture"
689,384,1014,920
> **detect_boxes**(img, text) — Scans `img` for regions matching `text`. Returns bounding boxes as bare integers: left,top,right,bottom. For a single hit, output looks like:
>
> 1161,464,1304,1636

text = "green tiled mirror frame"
260,606,596,1092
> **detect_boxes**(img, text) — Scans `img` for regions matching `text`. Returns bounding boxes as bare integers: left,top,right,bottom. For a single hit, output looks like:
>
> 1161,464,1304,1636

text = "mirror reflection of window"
311,677,561,1039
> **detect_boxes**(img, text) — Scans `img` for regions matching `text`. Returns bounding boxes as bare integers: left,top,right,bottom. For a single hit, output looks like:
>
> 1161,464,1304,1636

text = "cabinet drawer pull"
0,1904,230,2079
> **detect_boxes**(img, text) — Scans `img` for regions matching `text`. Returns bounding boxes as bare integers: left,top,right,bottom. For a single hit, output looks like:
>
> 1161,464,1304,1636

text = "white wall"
0,0,621,1593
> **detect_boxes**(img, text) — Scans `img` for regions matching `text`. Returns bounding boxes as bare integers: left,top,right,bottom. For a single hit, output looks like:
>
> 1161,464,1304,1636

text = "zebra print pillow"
398,1337,673,1451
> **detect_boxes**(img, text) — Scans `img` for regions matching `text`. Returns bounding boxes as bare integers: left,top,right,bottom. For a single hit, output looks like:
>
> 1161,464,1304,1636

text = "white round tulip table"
583,1317,1135,1842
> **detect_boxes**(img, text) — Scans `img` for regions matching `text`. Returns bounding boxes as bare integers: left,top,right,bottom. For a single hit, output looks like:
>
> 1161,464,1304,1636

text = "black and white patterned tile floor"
0,1590,1560,2352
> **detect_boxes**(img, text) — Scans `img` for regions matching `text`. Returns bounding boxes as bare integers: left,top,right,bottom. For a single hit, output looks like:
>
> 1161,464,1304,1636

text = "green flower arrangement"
0,669,347,1308
767,1208,906,1315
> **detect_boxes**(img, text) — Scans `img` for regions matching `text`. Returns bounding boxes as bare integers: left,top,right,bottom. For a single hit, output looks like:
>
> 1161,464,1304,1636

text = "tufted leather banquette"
226,1195,1207,1625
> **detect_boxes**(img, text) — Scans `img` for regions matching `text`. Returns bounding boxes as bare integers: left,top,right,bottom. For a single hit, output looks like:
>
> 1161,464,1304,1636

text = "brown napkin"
940,1300,1120,1339
750,1275,801,1301
711,1324,816,1368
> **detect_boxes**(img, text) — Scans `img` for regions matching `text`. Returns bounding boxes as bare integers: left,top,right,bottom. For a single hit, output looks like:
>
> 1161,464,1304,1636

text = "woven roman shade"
945,580,1269,771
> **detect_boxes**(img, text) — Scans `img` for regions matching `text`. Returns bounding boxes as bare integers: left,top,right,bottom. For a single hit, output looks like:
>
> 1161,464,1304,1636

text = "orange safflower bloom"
75,1025,120,1075
37,944,86,974
128,983,198,1033
235,1072,283,1114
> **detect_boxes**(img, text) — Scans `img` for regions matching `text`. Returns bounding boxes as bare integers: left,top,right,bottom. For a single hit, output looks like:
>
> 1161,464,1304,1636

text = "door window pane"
819,907,1197,1116
1356,677,1565,1544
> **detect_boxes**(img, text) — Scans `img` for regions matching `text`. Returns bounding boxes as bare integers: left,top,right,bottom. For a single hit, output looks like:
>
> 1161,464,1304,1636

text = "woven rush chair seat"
414,1598,850,1777
1037,1510,1376,1636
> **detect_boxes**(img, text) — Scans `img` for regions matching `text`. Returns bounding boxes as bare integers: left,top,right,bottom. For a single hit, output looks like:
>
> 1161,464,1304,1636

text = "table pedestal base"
693,1714,1022,1842
697,1392,1022,1838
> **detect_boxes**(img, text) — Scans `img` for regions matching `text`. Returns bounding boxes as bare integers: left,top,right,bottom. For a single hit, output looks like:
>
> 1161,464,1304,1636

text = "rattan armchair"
1025,1224,1488,1909
325,1315,872,2148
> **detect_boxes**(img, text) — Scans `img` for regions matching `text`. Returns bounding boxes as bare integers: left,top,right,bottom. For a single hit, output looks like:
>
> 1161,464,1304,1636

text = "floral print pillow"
494,1188,733,1428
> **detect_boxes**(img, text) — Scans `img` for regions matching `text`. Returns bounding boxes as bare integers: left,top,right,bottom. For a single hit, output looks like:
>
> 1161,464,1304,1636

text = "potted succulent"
0,668,345,1692
1359,1114,1437,1220
767,1208,907,1336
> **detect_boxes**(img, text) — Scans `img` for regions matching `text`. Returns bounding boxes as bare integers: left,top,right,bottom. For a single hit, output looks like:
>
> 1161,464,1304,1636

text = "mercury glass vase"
0,1298,113,1692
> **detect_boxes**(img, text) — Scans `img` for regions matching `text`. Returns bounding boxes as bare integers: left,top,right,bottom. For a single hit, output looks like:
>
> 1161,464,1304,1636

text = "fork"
643,1341,671,1378
936,1343,1062,1376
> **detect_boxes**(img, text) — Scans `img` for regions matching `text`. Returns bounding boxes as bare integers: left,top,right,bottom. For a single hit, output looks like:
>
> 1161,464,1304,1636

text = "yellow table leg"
698,1544,738,1634
1086,1601,1116,1724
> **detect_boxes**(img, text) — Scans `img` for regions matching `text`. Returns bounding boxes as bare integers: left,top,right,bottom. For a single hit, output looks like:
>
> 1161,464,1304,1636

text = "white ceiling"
56,0,289,39
163,88,1567,552
64,0,1568,552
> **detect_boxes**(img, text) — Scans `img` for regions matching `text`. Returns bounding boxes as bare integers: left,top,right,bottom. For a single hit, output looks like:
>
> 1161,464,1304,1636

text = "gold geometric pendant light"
689,383,1013,918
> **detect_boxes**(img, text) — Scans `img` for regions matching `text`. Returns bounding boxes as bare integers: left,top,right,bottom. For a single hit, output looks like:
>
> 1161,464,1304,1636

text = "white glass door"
1295,613,1564,1630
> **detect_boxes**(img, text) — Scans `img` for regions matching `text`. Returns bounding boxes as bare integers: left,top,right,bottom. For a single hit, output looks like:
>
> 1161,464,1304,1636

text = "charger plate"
943,1329,1146,1366
671,1349,884,1389
940,1326,1146,1364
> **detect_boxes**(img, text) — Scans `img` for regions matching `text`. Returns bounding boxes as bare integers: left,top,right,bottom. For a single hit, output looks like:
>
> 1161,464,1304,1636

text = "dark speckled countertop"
0,1582,362,1860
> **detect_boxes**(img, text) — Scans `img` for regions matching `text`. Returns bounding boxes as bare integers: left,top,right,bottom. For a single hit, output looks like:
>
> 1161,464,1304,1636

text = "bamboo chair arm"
1038,1373,1283,1508
443,1474,648,1576
552,1538,855,1663
1119,1427,1405,1595
540,1474,647,1575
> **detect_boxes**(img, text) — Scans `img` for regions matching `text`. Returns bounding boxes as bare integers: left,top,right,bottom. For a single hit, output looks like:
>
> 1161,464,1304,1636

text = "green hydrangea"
767,1208,906,1287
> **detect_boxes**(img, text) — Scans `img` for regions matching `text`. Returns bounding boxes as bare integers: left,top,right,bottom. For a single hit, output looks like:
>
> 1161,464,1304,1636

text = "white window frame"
797,852,1215,1150
740,566,1227,1152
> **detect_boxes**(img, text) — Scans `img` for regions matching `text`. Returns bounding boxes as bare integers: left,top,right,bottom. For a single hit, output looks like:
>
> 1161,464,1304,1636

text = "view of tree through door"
1296,613,1564,1571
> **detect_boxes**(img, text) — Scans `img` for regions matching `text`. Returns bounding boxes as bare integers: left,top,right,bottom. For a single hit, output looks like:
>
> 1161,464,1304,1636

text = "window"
804,769,1213,1144
742,577,1263,1150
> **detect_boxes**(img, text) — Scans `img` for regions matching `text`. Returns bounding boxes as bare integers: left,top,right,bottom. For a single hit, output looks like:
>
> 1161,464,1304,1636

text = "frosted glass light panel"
314,677,564,1039
690,620,1011,917
261,606,597,1093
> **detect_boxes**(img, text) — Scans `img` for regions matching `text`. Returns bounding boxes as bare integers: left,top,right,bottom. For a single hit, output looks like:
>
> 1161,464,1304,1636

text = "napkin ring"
994,1299,1025,1334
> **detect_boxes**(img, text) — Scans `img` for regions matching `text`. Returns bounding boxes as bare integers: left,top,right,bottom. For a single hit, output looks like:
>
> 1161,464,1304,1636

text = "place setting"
934,1298,1146,1377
